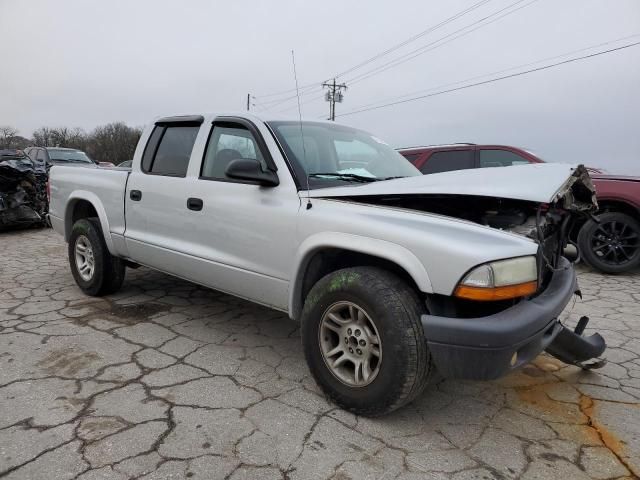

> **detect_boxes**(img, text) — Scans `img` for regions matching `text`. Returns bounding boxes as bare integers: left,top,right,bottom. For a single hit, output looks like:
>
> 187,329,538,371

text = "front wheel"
301,267,434,416
578,212,640,274
68,218,126,296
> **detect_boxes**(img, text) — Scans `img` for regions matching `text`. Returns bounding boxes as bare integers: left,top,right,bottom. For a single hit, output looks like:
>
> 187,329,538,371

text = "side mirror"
225,158,279,187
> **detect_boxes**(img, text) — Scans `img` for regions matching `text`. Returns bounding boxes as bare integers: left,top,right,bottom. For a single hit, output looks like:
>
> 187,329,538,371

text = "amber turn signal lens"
454,281,538,301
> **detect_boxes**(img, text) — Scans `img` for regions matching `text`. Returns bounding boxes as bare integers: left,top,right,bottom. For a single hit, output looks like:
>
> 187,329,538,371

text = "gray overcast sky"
1,0,639,173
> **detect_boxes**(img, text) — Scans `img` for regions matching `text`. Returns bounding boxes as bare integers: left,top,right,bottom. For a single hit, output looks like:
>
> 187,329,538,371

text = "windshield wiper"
308,173,379,183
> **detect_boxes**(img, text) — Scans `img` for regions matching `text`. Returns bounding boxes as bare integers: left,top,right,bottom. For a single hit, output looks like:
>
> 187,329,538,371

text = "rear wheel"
578,211,640,274
301,267,434,416
68,218,126,296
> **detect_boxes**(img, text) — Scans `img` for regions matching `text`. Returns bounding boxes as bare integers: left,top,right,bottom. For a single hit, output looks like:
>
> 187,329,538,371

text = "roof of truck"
153,112,336,125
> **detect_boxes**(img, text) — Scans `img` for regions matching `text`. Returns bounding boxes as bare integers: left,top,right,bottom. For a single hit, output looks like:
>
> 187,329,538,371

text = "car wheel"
68,218,126,296
301,267,434,416
578,211,640,274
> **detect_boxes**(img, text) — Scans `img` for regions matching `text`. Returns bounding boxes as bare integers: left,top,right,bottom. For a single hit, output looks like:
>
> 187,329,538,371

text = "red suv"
399,144,640,274
398,144,544,174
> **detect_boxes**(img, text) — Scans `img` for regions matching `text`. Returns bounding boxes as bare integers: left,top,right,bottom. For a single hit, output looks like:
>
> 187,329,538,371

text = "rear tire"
301,267,433,416
578,212,640,274
68,218,126,296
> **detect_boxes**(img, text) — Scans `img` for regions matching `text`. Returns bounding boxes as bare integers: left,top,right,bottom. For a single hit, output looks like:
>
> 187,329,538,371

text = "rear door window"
479,149,530,167
421,150,474,174
143,126,199,177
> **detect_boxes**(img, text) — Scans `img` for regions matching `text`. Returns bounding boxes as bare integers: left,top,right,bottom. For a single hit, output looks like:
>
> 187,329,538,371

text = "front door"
181,119,300,310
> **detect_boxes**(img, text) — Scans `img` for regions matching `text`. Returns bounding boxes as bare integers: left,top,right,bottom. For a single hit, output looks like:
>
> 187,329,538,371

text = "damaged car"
0,148,48,228
48,115,606,415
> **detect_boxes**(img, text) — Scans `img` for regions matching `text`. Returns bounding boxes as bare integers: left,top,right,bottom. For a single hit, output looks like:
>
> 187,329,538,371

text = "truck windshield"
48,149,94,164
267,121,420,188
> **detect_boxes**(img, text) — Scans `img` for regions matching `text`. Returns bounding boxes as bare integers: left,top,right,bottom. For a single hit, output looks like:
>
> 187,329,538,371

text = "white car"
48,113,606,415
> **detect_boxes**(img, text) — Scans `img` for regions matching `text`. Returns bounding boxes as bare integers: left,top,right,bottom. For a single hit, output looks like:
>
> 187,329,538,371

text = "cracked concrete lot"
1,228,639,480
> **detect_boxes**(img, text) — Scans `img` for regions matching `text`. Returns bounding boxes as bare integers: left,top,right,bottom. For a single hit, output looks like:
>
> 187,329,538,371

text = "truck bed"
49,165,130,242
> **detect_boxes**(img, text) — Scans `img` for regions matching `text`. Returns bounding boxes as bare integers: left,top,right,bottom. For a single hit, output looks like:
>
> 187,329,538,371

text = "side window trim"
140,126,166,175
198,118,277,185
140,123,200,178
212,116,277,172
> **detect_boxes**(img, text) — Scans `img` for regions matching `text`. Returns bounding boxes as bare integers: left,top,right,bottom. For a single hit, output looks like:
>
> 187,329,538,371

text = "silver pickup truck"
49,113,606,415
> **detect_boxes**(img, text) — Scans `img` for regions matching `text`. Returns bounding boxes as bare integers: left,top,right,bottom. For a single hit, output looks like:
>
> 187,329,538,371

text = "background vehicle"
0,148,48,227
398,143,542,174
399,144,640,274
48,113,604,415
24,147,115,168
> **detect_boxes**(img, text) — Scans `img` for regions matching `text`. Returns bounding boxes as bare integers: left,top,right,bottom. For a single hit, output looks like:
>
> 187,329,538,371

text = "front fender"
288,232,433,319
64,191,116,254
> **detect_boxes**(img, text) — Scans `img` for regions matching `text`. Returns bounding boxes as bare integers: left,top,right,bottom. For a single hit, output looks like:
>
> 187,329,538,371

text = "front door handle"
187,197,203,211
130,190,142,201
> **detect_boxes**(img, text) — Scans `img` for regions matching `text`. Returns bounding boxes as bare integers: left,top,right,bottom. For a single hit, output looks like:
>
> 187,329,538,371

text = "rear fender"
65,191,116,254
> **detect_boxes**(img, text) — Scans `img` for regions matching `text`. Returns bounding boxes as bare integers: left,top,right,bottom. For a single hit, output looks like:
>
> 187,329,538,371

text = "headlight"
454,256,538,301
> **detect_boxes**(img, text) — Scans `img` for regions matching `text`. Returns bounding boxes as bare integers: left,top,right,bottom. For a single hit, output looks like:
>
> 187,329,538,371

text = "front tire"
68,218,126,296
301,267,433,416
578,212,640,274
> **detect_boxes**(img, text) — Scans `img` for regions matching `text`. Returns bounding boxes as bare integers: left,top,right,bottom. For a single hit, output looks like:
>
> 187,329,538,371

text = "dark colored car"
399,144,640,274
24,147,99,168
0,148,48,227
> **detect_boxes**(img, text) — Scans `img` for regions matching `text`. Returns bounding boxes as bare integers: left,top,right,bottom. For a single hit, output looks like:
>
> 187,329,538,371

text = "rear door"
124,116,203,272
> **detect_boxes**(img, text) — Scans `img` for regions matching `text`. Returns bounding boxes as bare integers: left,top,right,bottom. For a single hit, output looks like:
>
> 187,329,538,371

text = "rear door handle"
130,190,142,201
187,197,203,211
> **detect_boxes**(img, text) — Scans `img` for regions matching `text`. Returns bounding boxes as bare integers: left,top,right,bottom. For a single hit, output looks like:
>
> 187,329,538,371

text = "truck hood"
308,163,596,209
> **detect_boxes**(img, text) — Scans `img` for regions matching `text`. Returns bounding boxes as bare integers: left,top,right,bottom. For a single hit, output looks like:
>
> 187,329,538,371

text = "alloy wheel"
74,235,95,281
318,301,382,387
590,220,640,266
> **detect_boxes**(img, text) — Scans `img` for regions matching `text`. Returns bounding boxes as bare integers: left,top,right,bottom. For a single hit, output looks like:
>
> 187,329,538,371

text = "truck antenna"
291,50,312,210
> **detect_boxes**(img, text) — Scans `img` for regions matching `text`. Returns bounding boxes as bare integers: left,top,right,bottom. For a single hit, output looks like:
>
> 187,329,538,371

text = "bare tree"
32,127,54,147
86,122,142,164
31,122,141,164
0,126,19,147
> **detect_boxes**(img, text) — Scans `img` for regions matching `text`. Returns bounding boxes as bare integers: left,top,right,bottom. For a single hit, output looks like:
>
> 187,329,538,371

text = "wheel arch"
64,192,115,254
289,233,433,320
596,198,640,220
571,197,640,241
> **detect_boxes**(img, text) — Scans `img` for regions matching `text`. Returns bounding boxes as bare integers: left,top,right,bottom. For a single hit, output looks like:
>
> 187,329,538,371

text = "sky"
1,0,639,174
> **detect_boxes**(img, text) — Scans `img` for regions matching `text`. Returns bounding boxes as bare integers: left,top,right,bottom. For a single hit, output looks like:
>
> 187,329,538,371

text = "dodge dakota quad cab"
49,113,607,415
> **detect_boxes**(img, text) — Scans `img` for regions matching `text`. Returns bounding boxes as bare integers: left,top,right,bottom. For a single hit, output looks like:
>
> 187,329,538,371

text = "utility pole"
322,79,347,121
246,93,251,111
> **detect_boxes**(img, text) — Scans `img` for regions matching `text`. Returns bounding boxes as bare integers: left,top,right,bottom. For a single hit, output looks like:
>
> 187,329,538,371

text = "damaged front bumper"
421,258,606,380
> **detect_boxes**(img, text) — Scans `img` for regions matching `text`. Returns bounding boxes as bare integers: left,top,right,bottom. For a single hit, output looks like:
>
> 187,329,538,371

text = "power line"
336,40,640,117
257,84,320,105
253,0,495,101
349,34,640,112
333,0,493,79
257,0,530,112
274,92,326,114
345,0,538,86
